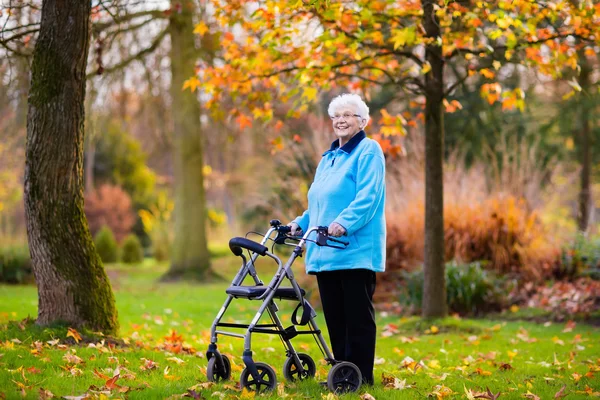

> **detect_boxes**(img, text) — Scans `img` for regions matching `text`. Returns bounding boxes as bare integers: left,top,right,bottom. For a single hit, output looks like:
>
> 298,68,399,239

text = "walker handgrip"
229,237,268,256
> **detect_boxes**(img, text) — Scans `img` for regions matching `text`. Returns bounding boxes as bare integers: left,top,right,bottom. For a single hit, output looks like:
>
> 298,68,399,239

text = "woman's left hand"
328,222,346,237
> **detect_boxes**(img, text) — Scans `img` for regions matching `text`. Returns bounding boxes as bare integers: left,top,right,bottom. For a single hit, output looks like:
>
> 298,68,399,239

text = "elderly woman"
288,93,386,385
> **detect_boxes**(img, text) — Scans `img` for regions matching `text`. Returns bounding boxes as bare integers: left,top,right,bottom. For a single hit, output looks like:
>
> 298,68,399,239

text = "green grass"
1,258,599,399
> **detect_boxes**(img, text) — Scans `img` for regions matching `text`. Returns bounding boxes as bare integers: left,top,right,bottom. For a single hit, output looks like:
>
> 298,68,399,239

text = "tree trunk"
24,0,118,333
421,0,447,318
163,0,212,281
577,54,592,233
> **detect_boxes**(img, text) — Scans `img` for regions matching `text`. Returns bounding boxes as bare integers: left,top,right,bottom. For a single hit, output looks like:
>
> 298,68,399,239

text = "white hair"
327,93,370,126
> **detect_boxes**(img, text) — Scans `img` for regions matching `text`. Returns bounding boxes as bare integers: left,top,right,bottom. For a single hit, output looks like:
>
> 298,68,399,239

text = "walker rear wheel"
240,362,277,393
283,353,316,381
206,354,231,382
327,361,362,393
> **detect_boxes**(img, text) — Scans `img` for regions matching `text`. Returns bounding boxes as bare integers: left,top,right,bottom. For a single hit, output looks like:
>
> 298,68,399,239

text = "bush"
385,196,557,282
400,261,512,315
0,244,33,284
85,184,136,243
95,226,119,263
555,234,600,280
121,234,144,264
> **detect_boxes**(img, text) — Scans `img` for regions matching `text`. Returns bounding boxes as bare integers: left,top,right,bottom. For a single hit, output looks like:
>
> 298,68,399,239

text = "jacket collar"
323,130,366,155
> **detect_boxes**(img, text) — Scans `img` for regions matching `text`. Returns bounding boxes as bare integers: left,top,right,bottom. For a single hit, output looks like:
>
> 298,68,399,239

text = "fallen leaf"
562,321,576,333
522,391,540,400
554,385,567,399
38,388,54,399
66,328,82,343
62,354,83,365
26,366,41,374
429,384,455,399
105,374,120,390
499,363,513,371
360,394,376,400
183,389,204,399
240,388,256,399
374,357,385,365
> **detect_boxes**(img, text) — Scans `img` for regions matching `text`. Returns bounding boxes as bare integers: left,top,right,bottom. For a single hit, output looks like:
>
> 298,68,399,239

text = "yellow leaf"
422,62,432,74
302,87,318,101
428,360,441,369
193,22,208,36
182,77,201,92
240,388,256,399
510,305,519,313
430,326,439,334
552,337,565,346
66,328,82,343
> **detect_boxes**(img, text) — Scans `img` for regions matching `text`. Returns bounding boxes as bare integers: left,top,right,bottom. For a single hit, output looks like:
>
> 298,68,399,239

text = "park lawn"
0,258,599,399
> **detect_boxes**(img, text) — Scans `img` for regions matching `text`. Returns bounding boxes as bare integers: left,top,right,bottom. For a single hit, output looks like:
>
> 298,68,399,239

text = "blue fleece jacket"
293,130,386,274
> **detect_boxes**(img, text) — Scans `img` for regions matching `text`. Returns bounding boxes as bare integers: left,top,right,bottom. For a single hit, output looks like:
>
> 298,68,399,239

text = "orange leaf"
66,328,82,343
93,369,111,380
105,374,121,390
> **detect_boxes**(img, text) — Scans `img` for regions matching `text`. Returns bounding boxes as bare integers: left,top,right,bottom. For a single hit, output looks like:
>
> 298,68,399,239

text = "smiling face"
331,105,365,146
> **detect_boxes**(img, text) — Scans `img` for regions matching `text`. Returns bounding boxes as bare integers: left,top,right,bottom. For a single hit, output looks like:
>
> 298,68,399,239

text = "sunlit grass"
1,259,599,399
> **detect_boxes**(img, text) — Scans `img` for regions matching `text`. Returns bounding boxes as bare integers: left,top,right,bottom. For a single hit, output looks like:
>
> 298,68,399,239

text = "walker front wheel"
206,354,231,382
240,362,277,393
327,362,362,393
283,353,316,381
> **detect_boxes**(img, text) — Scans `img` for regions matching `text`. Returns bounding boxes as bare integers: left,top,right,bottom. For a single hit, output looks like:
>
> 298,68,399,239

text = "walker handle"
316,226,349,248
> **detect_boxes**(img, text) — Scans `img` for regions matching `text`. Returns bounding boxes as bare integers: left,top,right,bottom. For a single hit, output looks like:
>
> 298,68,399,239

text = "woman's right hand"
287,222,303,236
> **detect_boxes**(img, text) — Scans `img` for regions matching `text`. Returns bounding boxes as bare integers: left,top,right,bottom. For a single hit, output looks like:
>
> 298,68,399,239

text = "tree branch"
248,52,395,80
87,26,168,78
92,9,169,33
446,32,595,60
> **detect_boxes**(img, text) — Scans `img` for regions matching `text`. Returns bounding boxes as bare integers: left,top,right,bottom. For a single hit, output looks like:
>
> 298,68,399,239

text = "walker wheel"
240,362,277,392
327,361,362,393
206,354,231,382
283,353,316,381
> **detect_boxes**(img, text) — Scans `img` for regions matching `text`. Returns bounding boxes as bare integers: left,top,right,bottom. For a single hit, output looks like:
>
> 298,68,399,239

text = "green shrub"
400,261,512,315
556,233,600,280
121,234,143,264
94,226,119,263
0,244,33,284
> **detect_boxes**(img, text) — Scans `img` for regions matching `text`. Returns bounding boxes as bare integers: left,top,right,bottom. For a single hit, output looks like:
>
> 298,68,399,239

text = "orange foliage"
385,196,557,282
84,184,136,243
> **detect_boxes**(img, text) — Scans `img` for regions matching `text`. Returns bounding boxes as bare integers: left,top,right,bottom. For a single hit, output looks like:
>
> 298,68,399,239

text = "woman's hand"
328,222,346,237
287,222,303,236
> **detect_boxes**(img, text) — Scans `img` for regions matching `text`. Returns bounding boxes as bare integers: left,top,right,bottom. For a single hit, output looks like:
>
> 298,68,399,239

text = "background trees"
197,0,600,317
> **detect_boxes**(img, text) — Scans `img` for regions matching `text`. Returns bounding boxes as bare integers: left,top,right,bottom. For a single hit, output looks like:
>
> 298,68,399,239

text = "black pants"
316,269,377,385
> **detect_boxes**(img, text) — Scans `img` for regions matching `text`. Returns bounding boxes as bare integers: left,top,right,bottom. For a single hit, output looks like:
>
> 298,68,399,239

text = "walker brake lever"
316,226,349,248
274,225,292,244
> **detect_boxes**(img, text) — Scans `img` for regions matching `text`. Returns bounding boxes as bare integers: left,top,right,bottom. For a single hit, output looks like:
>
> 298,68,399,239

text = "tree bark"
163,0,212,281
24,0,118,333
577,53,592,233
421,0,447,318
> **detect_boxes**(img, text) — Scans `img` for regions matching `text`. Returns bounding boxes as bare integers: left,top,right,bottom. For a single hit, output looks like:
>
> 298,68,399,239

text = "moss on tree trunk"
163,0,213,281
24,0,118,334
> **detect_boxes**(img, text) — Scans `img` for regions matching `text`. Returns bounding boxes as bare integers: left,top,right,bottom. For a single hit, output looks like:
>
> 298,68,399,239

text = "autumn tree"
196,0,600,317
24,0,118,332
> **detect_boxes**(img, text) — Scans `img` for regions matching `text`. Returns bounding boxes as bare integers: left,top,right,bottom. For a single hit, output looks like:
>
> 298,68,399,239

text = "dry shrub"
85,184,136,243
384,132,560,283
